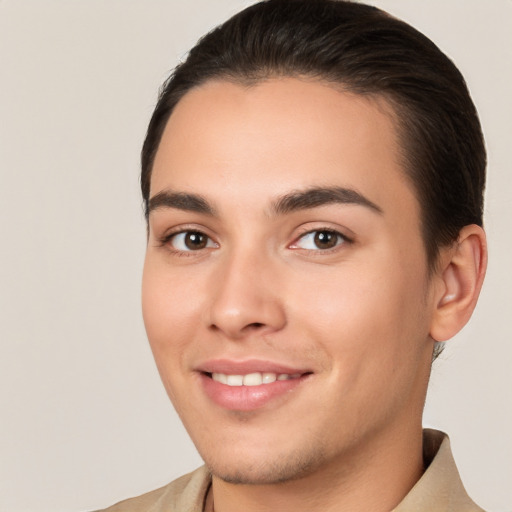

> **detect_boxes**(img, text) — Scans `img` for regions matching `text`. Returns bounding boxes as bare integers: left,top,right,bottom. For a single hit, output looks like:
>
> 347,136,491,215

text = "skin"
142,78,485,512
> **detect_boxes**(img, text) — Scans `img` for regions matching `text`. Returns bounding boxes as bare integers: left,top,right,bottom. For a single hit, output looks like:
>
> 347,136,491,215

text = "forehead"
151,77,418,221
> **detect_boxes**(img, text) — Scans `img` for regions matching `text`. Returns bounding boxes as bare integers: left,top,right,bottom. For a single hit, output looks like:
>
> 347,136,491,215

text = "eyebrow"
146,185,382,219
147,190,216,218
271,186,383,215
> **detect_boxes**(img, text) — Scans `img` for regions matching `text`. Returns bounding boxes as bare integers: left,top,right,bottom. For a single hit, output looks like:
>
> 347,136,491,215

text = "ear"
429,225,487,342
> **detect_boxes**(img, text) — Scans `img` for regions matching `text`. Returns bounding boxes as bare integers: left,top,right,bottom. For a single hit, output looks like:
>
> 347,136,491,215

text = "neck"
208,423,424,512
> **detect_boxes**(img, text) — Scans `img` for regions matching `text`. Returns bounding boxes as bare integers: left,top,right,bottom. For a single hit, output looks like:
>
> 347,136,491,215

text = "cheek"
141,261,200,414
291,264,430,425
141,259,199,368
290,256,429,360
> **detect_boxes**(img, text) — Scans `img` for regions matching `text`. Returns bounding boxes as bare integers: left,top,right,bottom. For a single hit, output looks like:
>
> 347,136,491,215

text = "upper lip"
196,359,312,375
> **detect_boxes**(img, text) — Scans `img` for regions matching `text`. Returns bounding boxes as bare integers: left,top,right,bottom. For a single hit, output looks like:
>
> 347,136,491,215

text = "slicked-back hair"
141,0,486,269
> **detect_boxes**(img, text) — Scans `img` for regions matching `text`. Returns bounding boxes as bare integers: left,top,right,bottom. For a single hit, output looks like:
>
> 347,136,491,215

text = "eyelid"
158,225,219,253
172,232,217,251
289,227,353,251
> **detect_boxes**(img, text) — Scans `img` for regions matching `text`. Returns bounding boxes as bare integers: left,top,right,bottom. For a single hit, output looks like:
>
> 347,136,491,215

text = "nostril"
208,322,265,333
246,322,265,330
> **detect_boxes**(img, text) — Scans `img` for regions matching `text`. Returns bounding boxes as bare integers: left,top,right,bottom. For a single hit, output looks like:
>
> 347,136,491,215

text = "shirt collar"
392,429,484,512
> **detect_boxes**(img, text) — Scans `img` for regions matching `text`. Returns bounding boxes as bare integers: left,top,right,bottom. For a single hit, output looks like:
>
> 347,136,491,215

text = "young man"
98,1,487,510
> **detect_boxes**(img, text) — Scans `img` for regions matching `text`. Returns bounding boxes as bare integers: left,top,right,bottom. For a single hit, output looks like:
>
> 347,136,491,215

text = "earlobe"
429,225,487,342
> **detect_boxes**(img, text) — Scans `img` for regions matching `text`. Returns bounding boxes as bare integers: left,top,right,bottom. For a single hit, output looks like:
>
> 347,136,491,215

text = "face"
142,78,438,484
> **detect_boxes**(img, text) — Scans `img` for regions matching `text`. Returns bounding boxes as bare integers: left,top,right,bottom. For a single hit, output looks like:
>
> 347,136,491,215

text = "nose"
205,249,287,340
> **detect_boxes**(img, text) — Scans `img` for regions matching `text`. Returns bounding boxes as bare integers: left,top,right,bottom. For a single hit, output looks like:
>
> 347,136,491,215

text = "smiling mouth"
208,371,305,387
200,369,312,410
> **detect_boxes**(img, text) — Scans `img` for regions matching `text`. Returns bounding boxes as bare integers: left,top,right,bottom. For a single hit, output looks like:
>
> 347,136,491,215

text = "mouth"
208,371,304,386
197,362,313,411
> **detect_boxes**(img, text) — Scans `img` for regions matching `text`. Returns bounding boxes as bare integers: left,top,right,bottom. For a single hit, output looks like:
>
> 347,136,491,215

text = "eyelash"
159,229,218,255
159,227,352,255
291,228,352,252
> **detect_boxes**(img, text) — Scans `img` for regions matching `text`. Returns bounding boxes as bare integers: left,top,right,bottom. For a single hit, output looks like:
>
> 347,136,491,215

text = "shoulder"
92,466,211,512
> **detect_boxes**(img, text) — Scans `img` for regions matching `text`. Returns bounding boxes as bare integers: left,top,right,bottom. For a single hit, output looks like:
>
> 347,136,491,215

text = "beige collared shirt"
95,429,484,512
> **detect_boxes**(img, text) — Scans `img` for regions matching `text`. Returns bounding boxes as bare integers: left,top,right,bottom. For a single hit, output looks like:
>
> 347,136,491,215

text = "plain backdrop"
0,1,511,511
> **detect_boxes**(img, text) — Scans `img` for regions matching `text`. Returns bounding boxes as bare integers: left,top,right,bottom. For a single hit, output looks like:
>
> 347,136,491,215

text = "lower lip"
200,373,307,411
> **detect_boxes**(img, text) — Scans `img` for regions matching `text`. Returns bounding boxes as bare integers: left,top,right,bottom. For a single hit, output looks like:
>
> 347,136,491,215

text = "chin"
203,445,328,485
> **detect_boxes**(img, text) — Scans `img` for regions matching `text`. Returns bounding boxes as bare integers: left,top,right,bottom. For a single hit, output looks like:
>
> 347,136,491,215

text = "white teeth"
226,375,244,386
262,372,277,384
211,372,300,386
243,373,262,386
212,372,227,384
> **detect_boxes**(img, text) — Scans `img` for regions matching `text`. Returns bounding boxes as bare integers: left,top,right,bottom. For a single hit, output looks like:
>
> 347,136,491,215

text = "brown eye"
293,229,346,250
313,231,339,249
169,231,217,252
184,232,208,250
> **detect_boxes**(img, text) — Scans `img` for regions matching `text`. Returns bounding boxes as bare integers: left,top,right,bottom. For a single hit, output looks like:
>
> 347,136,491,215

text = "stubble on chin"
205,443,330,486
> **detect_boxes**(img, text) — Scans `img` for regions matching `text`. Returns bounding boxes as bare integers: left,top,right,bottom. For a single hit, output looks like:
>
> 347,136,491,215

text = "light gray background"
0,1,510,511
